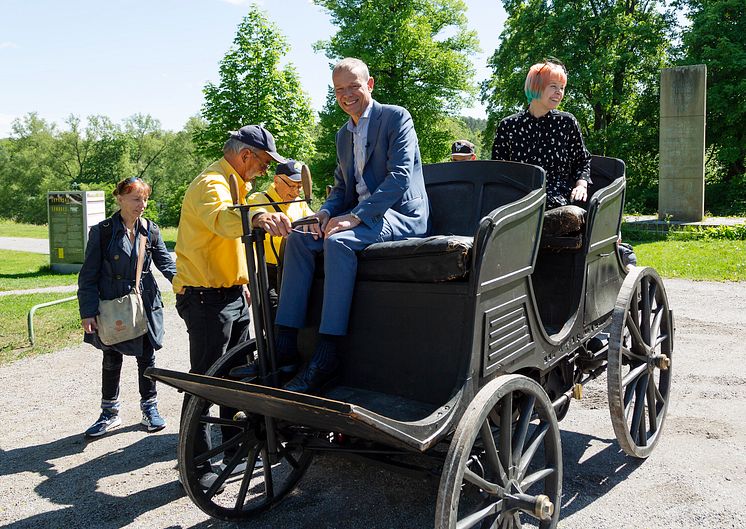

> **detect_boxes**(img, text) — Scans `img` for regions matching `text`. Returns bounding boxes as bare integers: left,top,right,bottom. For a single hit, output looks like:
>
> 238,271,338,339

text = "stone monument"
659,64,706,221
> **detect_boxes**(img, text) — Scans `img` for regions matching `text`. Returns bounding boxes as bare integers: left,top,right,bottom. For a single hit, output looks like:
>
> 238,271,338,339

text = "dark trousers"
176,286,251,470
101,340,156,408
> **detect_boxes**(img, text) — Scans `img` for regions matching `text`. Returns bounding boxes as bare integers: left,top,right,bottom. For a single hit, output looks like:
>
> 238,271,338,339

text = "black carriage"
147,157,674,528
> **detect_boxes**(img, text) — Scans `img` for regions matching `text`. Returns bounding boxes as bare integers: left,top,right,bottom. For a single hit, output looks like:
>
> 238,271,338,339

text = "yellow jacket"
173,158,251,292
247,183,314,265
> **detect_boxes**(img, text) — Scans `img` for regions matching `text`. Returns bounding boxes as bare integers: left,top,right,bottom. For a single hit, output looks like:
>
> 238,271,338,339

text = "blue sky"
0,0,506,137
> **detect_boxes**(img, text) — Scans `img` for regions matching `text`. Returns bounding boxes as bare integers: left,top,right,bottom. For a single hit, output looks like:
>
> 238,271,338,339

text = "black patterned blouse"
491,109,592,209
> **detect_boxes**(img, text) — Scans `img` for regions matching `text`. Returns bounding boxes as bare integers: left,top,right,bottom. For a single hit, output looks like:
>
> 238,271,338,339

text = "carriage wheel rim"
607,266,673,458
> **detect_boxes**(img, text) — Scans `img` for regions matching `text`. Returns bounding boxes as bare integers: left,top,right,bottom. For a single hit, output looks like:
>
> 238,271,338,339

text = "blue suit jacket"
323,100,430,238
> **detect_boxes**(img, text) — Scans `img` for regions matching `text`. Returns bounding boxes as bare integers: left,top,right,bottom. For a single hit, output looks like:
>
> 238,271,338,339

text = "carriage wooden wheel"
607,266,673,458
435,375,562,529
177,339,313,520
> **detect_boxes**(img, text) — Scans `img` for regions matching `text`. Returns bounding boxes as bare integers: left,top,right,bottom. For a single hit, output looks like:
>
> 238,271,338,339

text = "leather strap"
134,219,148,294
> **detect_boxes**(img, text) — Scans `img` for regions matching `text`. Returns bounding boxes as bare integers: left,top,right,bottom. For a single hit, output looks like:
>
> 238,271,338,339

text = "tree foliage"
0,113,207,225
312,0,480,183
195,5,316,173
677,0,746,183
482,0,673,213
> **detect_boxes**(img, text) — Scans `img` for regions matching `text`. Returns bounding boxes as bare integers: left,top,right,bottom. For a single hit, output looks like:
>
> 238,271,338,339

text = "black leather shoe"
283,362,339,394
229,357,299,379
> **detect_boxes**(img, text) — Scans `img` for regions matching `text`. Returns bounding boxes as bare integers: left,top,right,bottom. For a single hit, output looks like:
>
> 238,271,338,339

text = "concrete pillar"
659,64,706,221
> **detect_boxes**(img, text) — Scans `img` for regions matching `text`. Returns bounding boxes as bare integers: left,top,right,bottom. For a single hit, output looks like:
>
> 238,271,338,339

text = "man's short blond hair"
333,58,370,80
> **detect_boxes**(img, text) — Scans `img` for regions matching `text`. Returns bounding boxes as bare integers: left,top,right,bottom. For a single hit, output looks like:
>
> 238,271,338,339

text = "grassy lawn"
628,239,746,281
0,250,78,291
0,220,48,238
0,219,178,250
0,292,81,365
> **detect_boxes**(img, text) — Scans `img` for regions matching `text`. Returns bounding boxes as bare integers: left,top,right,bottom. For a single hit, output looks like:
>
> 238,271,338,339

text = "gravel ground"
1,277,745,529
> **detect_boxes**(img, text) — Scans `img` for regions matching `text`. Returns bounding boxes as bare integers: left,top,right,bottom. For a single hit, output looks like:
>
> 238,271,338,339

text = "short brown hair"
114,177,151,198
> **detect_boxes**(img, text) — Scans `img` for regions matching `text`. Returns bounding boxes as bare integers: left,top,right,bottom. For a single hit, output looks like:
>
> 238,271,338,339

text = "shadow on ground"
1,424,647,528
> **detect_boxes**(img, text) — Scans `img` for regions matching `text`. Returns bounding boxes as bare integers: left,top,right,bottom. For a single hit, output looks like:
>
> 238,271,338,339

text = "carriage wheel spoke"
650,306,664,348
518,422,548,479
653,332,670,349
234,443,260,510
621,345,647,364
629,374,648,444
646,376,658,434
499,393,513,474
464,467,501,495
621,363,649,390
261,445,275,499
193,430,244,466
641,277,652,344
481,419,508,485
625,312,647,354
512,396,535,468
456,500,503,529
520,467,555,490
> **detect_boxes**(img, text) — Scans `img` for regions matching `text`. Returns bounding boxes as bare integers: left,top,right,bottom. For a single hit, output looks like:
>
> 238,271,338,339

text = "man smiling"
274,57,431,393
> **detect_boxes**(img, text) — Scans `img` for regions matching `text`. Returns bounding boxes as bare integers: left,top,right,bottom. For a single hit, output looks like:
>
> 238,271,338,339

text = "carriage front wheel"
178,339,313,520
435,375,562,529
607,266,673,458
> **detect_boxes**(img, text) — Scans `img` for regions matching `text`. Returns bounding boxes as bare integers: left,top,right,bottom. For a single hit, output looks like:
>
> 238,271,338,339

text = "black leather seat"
357,235,472,282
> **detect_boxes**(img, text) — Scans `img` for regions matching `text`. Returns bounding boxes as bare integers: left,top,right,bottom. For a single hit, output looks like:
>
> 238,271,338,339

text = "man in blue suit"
276,57,430,393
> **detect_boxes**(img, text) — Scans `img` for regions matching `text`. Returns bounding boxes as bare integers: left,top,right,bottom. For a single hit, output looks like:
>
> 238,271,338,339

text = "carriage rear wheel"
178,339,313,520
607,266,673,458
435,375,562,529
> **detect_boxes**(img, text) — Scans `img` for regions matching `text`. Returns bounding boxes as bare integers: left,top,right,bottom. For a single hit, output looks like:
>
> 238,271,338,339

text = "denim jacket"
77,212,176,356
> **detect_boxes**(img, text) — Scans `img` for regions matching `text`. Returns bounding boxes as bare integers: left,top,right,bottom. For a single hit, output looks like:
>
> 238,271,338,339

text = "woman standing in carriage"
491,59,592,209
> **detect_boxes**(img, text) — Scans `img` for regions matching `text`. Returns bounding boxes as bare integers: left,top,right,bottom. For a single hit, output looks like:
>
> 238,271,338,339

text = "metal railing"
27,296,77,346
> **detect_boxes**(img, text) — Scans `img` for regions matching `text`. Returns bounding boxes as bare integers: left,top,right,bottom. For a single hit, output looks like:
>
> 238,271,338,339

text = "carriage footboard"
146,367,460,451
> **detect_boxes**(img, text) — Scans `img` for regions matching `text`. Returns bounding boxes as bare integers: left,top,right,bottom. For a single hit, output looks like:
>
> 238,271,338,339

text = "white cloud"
0,42,18,49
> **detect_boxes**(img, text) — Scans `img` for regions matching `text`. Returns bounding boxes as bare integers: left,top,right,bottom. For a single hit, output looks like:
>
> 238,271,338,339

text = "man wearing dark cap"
173,124,287,488
247,159,314,317
451,139,477,161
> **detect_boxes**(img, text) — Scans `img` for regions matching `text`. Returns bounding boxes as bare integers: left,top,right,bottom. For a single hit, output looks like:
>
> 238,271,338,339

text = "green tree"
482,0,673,213
0,114,69,223
313,0,480,180
678,0,746,183
195,5,316,184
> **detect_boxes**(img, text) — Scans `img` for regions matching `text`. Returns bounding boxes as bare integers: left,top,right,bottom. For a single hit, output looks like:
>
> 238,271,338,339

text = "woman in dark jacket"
77,177,176,438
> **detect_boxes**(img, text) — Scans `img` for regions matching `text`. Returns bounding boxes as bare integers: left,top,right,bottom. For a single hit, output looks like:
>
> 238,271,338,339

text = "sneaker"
141,404,166,432
177,469,226,494
84,409,122,438
219,456,262,475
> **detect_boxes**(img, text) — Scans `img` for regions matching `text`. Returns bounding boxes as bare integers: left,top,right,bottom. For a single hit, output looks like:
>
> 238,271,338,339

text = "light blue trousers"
275,220,392,336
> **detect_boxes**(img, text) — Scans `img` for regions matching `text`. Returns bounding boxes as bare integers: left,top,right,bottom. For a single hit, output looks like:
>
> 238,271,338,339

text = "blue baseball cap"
229,125,286,163
276,159,303,182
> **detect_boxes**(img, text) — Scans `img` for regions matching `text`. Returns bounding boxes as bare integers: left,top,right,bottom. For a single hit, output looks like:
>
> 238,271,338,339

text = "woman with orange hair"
491,59,592,209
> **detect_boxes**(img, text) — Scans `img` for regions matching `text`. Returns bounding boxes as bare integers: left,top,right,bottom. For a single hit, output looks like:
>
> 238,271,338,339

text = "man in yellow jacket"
248,159,314,317
173,125,289,489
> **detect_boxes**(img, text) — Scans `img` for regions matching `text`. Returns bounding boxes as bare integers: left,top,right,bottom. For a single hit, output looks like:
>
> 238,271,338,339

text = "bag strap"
134,219,148,294
263,192,283,213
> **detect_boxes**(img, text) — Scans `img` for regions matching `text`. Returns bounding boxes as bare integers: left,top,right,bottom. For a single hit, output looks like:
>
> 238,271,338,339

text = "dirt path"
1,278,744,529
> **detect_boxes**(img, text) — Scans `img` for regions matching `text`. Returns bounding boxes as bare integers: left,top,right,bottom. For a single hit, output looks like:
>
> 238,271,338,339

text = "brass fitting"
572,383,583,400
654,354,671,370
534,494,554,520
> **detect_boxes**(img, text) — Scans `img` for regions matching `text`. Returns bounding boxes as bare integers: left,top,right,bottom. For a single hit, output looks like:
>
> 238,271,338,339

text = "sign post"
47,191,106,273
